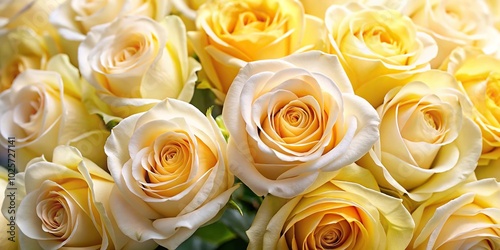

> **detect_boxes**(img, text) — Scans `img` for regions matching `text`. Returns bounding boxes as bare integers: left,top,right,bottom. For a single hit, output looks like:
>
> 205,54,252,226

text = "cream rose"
0,27,51,92
5,145,148,249
78,15,201,118
222,51,380,198
247,163,414,250
188,0,326,100
0,54,109,171
442,48,500,181
403,0,500,67
0,167,17,250
358,70,482,202
325,2,437,106
105,98,238,249
410,178,500,249
50,0,171,41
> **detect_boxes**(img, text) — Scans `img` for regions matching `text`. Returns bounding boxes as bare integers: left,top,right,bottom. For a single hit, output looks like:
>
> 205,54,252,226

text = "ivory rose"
0,54,109,171
442,48,500,181
410,178,500,249
222,51,380,198
105,98,238,249
358,70,482,202
5,145,144,249
78,15,201,118
188,0,326,100
325,2,437,104
0,28,52,92
247,164,414,250
403,0,500,67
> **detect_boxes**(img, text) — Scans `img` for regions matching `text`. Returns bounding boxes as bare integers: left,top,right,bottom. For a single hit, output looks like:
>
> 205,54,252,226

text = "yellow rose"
105,98,238,249
403,0,500,67
78,15,201,118
410,178,500,249
358,70,482,202
325,2,437,104
247,164,414,250
0,0,63,37
4,145,148,249
0,28,51,92
442,48,500,181
222,51,380,198
188,0,326,100
0,54,109,171
0,167,18,250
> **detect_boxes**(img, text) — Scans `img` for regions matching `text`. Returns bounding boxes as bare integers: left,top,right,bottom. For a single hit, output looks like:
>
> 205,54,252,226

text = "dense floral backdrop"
0,0,499,249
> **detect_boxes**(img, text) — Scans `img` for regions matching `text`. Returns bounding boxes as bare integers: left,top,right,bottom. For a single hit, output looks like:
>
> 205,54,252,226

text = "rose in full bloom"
4,145,144,249
442,48,500,181
410,178,500,249
0,167,18,250
188,0,326,100
357,70,482,202
0,28,52,92
105,98,238,249
78,15,201,119
403,0,500,67
325,2,437,106
222,51,380,198
247,164,414,250
0,54,109,171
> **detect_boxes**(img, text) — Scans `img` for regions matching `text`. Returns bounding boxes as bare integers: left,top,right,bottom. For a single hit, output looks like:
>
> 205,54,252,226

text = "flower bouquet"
0,0,499,249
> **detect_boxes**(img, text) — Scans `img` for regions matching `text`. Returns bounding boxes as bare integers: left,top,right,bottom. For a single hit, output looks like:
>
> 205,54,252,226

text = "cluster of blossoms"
0,0,499,249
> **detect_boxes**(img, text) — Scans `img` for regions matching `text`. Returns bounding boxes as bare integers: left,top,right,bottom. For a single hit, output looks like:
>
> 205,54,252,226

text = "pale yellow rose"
0,167,18,250
222,51,380,198
300,0,408,19
485,0,500,31
105,98,238,249
358,70,482,202
325,2,437,105
3,145,151,249
0,54,109,171
78,15,201,119
0,0,63,37
403,0,500,67
410,178,500,249
188,0,326,100
441,47,500,181
0,27,52,92
171,0,207,31
49,0,172,65
247,164,414,250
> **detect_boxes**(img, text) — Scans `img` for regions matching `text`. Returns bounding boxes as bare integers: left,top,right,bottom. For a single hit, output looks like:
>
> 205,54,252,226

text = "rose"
171,0,207,30
222,51,380,198
78,15,201,119
105,98,238,249
188,0,326,100
403,0,500,67
325,2,437,105
0,28,51,92
50,0,172,41
485,0,500,30
247,163,415,250
441,48,500,181
0,54,109,171
410,178,500,249
6,145,145,249
0,167,18,250
357,70,482,202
